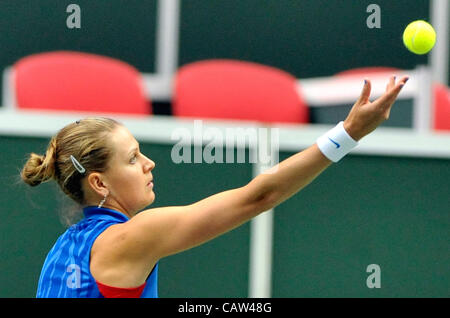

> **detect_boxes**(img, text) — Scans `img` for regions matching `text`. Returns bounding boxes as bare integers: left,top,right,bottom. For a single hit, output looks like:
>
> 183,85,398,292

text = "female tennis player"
22,76,408,298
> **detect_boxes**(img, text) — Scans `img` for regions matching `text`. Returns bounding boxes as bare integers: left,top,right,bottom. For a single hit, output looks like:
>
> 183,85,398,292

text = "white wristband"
316,121,359,162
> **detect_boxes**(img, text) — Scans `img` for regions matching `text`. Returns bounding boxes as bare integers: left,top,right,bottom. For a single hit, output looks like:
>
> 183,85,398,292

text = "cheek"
111,170,141,194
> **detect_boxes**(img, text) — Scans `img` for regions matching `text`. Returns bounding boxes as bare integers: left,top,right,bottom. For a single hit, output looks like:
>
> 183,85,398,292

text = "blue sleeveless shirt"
36,206,158,298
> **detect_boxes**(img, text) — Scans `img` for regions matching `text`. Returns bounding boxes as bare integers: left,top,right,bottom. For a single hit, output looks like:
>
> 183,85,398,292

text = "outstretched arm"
100,76,408,282
257,75,409,207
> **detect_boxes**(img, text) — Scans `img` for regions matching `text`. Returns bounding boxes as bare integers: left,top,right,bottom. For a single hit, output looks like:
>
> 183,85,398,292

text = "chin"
134,191,155,211
144,193,156,207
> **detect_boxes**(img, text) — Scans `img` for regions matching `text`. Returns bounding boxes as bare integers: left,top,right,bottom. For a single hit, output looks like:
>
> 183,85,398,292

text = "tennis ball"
403,20,436,55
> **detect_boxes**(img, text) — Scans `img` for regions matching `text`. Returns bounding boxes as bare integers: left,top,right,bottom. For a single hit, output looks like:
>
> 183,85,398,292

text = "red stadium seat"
433,83,450,131
13,51,151,115
173,59,308,124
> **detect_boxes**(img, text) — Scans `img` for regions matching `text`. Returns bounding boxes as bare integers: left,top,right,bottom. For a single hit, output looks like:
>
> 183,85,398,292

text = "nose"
143,155,155,172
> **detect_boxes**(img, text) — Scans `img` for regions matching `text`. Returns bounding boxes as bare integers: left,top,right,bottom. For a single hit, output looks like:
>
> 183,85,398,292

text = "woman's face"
97,125,156,217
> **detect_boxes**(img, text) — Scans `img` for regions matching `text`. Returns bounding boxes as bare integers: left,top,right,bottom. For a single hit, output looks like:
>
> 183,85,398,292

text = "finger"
378,83,403,106
376,77,409,107
398,75,409,86
356,79,372,105
386,75,396,92
384,77,407,115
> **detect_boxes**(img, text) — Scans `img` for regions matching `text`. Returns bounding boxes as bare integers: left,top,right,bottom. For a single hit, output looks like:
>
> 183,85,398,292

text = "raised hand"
343,76,409,141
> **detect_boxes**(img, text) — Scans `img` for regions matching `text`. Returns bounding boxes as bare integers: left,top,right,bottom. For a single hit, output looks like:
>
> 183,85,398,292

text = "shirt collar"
83,206,129,223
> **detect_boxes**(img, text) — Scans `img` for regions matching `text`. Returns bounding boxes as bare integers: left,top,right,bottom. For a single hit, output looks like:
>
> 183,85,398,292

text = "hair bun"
21,138,57,187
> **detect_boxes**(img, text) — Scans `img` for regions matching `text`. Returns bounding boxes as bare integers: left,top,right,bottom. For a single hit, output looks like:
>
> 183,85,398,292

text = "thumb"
355,79,371,105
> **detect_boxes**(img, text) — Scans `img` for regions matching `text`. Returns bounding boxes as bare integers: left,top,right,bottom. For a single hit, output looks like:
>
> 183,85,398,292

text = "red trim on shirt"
96,280,146,298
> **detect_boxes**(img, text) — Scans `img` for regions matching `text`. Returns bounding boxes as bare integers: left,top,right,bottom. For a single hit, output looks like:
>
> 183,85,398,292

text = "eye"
130,154,138,164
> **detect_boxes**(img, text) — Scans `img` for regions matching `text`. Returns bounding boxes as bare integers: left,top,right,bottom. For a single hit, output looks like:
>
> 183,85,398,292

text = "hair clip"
70,155,86,174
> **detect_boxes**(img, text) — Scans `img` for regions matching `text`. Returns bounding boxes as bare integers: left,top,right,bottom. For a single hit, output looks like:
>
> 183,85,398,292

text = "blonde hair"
21,117,121,205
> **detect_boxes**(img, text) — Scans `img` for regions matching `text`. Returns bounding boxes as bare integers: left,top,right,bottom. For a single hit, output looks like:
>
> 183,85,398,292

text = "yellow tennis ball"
403,20,436,55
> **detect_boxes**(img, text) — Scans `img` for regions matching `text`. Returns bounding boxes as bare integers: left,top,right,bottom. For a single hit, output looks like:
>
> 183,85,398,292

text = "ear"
87,172,109,197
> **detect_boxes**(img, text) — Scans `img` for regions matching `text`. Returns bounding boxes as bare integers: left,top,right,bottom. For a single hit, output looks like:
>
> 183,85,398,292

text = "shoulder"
89,220,157,288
